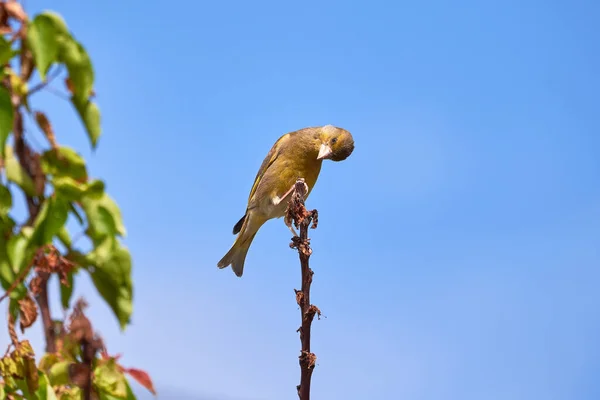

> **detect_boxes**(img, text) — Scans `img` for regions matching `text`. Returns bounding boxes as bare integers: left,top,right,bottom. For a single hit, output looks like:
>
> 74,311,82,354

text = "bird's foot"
273,179,307,206
287,223,299,238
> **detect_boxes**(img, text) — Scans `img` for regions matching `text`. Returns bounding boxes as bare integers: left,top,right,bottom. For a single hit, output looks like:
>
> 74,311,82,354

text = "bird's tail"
217,213,263,277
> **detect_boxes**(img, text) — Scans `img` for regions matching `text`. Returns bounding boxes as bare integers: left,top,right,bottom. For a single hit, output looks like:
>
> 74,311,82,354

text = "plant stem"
287,179,321,400
12,90,55,353
36,272,56,352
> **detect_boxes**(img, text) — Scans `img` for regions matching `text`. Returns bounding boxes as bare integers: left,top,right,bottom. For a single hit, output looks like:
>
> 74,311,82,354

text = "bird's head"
316,125,355,162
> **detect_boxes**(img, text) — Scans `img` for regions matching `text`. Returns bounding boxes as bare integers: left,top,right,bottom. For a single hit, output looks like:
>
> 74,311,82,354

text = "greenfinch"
217,124,355,277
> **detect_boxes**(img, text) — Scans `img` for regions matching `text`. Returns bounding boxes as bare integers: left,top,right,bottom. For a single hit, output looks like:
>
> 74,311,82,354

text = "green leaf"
65,250,91,268
58,37,94,101
35,371,58,400
81,192,126,240
98,380,136,400
87,235,115,265
0,240,16,290
60,270,74,309
7,228,33,273
89,242,133,329
0,212,15,233
93,358,128,399
30,196,69,247
72,97,101,149
52,176,84,200
15,378,32,399
48,360,71,387
41,146,87,180
38,353,60,373
85,179,105,198
54,387,81,400
5,146,36,196
0,34,17,66
0,184,11,214
44,197,69,244
53,176,105,201
0,231,27,300
58,34,100,148
0,86,14,157
29,199,49,246
26,12,69,80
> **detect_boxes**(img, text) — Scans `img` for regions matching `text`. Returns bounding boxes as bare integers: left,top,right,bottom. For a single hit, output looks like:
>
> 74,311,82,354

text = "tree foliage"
0,2,154,398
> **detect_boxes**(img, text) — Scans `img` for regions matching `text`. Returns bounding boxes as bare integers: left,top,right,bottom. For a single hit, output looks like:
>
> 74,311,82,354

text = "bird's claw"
287,224,299,237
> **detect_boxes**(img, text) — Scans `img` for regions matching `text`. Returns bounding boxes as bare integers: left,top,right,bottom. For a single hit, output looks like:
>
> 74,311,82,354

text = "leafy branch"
0,1,154,398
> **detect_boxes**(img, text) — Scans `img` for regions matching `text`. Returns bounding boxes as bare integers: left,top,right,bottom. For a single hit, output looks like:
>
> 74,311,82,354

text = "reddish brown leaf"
4,1,27,22
18,295,38,333
124,368,156,395
68,299,93,343
29,275,42,297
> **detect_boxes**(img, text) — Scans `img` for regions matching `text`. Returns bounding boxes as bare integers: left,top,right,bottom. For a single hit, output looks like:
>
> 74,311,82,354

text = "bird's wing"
247,132,291,205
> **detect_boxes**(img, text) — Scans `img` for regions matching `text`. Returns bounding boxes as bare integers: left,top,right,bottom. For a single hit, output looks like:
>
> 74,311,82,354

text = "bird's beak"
317,143,332,160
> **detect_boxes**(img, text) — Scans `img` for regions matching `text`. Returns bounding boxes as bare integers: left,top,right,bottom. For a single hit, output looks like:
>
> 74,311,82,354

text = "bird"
217,124,355,277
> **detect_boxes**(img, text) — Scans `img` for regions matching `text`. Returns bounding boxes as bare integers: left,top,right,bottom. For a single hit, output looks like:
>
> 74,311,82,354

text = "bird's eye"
331,137,338,145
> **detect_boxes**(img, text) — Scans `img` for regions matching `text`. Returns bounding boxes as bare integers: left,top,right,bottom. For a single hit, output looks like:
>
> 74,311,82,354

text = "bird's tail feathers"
217,232,256,277
218,213,263,277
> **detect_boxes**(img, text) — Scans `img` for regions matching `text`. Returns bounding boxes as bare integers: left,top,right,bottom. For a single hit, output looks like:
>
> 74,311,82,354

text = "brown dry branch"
68,298,104,400
28,245,76,352
285,178,321,400
8,312,18,347
8,70,63,357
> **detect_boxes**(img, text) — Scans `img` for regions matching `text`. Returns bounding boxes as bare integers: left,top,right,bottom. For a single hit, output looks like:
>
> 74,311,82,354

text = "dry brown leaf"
68,298,94,343
34,111,58,149
29,275,42,297
18,295,38,333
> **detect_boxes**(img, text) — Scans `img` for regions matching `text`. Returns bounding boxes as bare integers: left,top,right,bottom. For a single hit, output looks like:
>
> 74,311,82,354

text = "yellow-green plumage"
217,124,355,277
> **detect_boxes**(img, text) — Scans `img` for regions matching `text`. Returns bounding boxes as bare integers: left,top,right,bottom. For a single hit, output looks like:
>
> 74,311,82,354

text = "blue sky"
1,0,599,399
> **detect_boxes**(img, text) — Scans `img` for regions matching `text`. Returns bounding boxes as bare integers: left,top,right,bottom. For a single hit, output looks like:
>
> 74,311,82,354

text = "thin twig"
286,178,321,400
8,312,18,346
26,65,64,97
42,85,71,101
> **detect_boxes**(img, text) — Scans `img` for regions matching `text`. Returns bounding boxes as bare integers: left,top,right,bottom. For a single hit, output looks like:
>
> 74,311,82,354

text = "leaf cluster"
0,3,153,399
